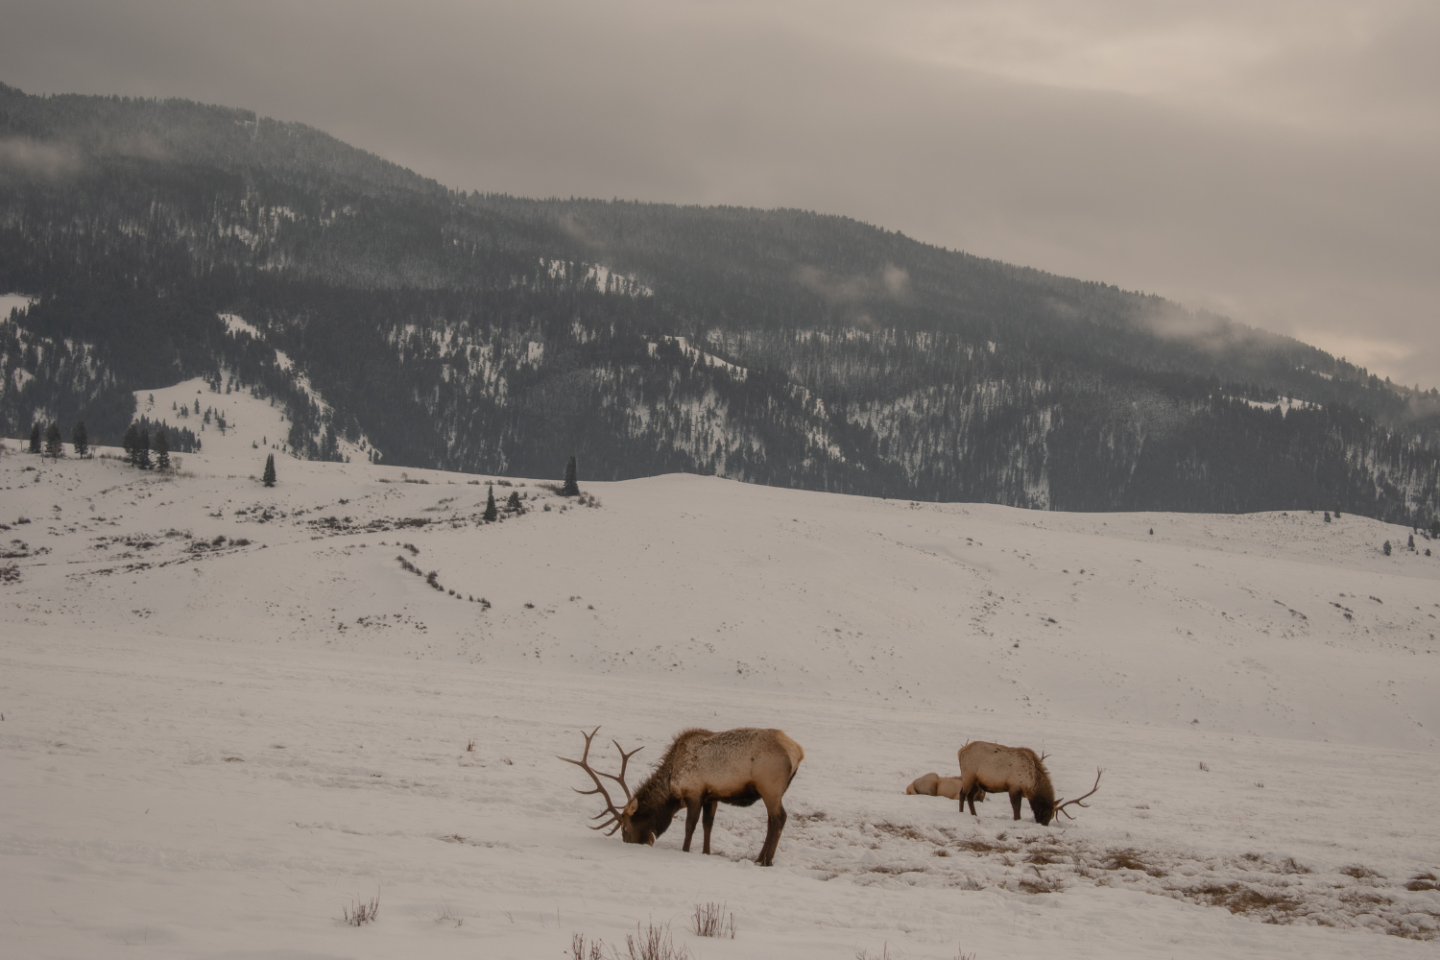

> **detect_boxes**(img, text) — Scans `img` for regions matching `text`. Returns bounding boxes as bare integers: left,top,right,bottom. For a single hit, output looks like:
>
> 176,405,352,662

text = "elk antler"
1054,768,1103,822
557,726,643,835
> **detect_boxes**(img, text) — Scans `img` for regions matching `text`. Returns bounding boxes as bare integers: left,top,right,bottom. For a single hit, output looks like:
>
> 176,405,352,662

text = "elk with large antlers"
560,726,804,866
957,740,1102,826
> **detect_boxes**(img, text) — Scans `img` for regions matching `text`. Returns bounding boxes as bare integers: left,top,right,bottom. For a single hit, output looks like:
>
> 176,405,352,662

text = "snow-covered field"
3,388,1439,958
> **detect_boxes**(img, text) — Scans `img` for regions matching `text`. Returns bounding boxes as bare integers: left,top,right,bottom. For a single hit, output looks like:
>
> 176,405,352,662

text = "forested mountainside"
2,82,1438,521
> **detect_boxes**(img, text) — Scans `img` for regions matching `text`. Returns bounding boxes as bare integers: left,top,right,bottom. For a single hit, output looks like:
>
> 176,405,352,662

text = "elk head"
558,726,654,844
1053,768,1103,823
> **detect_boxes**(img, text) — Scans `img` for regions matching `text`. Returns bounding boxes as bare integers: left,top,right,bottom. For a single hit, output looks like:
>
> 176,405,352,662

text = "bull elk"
905,772,981,802
957,741,1102,826
560,726,804,866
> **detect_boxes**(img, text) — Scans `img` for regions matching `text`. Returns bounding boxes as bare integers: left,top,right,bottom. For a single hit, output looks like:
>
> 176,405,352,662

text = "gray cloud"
0,136,83,179
2,0,1436,388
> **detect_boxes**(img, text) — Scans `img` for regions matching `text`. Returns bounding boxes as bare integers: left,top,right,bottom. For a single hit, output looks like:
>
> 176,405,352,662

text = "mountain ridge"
2,82,1437,522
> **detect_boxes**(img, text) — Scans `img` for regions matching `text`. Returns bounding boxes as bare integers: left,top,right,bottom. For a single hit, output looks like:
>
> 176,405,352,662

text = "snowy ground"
2,389,1439,958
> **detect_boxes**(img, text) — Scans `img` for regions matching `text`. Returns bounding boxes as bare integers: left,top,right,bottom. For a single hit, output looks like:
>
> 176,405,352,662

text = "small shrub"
1383,540,1392,556
432,901,463,927
692,902,736,939
571,933,604,960
615,922,688,960
341,895,380,926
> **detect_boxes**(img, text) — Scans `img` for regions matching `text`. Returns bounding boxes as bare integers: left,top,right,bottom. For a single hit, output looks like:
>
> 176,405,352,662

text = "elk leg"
701,798,718,854
757,801,787,866
959,774,979,816
1009,790,1023,821
682,797,703,853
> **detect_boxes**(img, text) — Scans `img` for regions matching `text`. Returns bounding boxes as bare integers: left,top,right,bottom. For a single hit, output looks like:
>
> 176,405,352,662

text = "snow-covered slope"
2,423,1438,958
135,375,292,461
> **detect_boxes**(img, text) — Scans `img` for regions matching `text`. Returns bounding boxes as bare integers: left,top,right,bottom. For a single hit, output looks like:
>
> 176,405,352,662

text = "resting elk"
905,772,977,801
560,726,805,866
957,740,1101,826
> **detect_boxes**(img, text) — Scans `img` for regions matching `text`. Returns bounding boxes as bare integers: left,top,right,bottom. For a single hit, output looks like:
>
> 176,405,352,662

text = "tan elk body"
905,772,973,801
562,726,804,866
957,741,1102,826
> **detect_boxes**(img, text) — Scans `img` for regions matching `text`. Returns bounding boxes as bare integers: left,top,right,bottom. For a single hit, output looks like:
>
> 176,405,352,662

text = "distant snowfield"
135,375,293,461
2,381,1439,958
0,292,36,318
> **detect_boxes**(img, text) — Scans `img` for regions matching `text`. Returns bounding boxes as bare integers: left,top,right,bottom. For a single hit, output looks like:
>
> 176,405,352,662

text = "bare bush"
692,902,736,938
340,895,379,926
615,922,689,960
571,933,604,960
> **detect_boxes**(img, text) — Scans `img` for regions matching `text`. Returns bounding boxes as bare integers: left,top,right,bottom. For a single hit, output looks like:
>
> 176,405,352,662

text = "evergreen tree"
262,453,276,487
121,423,139,464
153,429,171,471
135,427,152,469
72,421,88,458
28,422,41,453
44,422,63,458
506,490,522,513
561,455,579,497
483,486,498,521
1383,540,1392,556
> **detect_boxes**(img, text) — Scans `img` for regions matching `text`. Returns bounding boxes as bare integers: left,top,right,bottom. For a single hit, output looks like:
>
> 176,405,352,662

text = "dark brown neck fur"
632,728,714,823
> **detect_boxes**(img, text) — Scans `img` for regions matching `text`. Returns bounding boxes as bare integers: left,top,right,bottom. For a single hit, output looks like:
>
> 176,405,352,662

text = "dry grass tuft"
871,821,929,841
614,922,689,960
1406,873,1438,892
571,933,604,960
341,895,380,926
1187,883,1302,918
1102,848,1168,877
1340,864,1384,880
432,901,463,927
692,901,736,939
1018,865,1065,894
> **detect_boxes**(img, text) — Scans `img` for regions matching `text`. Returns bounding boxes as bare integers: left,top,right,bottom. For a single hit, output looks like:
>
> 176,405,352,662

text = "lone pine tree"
153,429,170,471
483,486,498,521
262,453,276,487
135,427,152,470
561,455,579,497
28,422,41,453
44,422,63,458
71,421,88,458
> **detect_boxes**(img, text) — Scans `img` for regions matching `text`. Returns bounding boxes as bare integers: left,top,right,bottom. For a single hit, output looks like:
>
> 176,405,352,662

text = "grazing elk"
560,726,804,866
905,772,979,801
957,741,1101,826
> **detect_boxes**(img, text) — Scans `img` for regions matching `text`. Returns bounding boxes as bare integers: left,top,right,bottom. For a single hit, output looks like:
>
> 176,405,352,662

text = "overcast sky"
5,0,1437,389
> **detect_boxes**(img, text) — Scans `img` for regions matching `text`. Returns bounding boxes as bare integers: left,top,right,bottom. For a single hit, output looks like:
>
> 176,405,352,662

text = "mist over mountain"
2,82,1437,521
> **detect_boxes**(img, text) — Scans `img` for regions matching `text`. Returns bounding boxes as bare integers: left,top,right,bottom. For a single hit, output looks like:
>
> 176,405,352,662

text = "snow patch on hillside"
542,258,651,296
0,292,37,319
650,336,750,381
134,376,291,462
218,313,374,461
1240,397,1321,413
